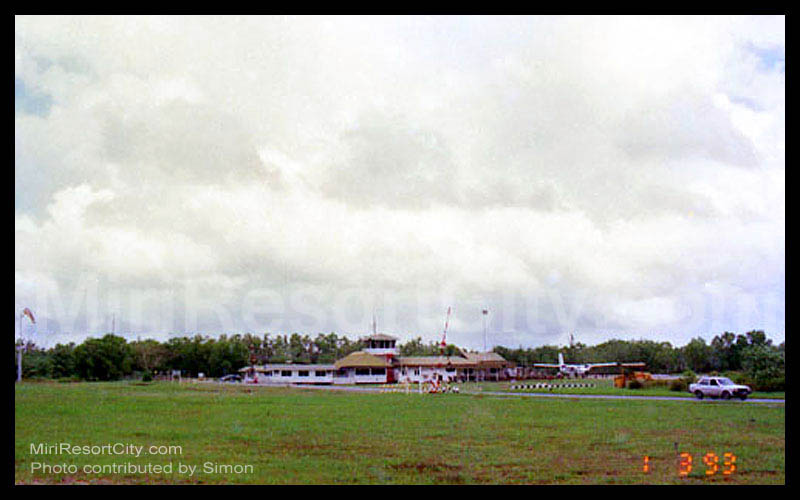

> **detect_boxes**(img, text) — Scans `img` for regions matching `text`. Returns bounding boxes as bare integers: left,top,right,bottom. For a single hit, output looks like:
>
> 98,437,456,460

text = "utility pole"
17,312,22,383
17,308,36,383
482,309,488,352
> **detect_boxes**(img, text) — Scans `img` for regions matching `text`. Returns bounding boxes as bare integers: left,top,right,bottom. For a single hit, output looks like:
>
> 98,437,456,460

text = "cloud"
15,16,785,348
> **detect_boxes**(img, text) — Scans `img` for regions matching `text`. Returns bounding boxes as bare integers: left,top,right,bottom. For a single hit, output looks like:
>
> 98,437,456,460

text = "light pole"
482,309,488,352
17,308,36,383
17,312,22,383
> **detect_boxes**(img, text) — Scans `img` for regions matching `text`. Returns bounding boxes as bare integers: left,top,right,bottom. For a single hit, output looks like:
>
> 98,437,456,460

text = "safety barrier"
511,383,595,389
378,384,460,394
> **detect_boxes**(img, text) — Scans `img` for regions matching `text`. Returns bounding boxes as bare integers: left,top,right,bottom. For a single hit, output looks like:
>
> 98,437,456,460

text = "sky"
15,16,785,350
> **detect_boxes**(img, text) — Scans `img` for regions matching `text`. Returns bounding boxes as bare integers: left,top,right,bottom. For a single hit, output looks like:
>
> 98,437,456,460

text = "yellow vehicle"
614,371,653,388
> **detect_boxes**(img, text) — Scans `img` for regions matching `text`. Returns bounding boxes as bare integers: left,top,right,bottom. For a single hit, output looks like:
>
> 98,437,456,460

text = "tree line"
494,330,784,391
14,330,783,390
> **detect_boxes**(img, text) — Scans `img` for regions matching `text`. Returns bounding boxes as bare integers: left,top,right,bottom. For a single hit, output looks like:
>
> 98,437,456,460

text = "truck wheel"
739,394,748,401
721,391,731,400
694,391,704,400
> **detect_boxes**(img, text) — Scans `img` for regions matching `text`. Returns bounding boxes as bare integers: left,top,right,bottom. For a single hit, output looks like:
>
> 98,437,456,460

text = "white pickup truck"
689,376,752,400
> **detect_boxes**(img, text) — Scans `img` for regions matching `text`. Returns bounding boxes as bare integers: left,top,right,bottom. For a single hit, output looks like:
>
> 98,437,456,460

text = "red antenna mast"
440,307,451,354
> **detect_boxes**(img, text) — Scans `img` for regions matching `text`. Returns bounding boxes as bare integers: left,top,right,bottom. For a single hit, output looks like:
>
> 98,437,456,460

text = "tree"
50,343,76,378
681,337,713,373
741,344,784,391
710,332,745,372
73,334,133,381
745,330,771,347
131,339,169,373
15,341,52,379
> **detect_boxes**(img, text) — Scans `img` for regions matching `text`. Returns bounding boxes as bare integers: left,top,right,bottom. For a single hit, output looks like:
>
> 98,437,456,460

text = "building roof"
334,351,392,369
363,333,398,341
463,351,512,367
397,356,476,367
260,364,336,371
239,364,336,372
463,352,506,362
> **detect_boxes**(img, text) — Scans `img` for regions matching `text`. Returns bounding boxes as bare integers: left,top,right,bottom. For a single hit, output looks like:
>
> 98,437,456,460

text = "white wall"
332,368,388,384
396,366,459,383
248,369,334,384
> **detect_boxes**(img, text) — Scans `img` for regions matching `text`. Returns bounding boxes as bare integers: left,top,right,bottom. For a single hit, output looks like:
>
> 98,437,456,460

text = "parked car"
689,376,751,400
219,374,242,383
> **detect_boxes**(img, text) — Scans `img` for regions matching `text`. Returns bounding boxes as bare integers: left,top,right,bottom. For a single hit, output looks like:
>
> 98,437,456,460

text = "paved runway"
279,383,784,404
465,390,784,404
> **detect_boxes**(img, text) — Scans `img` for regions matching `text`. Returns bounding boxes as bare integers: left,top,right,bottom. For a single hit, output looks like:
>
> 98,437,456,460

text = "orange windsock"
22,308,35,324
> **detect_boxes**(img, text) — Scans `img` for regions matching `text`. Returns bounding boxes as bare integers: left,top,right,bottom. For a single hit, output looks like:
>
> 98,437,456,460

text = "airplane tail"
558,352,565,366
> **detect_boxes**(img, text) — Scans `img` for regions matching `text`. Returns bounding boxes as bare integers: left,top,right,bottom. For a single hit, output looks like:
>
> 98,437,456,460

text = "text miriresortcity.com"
29,443,182,457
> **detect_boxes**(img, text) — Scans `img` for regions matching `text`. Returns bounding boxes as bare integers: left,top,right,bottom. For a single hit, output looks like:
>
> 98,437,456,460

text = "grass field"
461,379,786,400
15,381,785,484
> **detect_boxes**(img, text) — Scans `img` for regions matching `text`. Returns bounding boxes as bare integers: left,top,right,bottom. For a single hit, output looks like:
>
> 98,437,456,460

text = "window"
298,371,309,377
315,371,327,377
281,370,292,377
446,367,456,372
355,368,370,376
371,368,385,376
709,379,718,386
490,368,497,374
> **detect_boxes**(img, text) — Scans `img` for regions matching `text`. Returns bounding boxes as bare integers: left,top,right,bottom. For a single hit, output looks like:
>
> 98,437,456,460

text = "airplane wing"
619,362,646,368
533,363,560,368
584,362,647,371
586,363,618,369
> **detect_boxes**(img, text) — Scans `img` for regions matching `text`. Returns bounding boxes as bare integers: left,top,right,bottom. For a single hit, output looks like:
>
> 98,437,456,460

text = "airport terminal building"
241,334,514,385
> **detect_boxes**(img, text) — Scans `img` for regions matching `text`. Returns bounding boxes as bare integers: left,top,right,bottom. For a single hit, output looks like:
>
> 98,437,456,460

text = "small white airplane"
533,353,646,377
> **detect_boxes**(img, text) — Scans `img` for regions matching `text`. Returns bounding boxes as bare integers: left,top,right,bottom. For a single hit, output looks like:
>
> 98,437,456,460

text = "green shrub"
142,370,153,382
627,379,643,389
668,379,688,392
678,370,697,389
751,376,784,392
724,371,749,385
720,371,783,392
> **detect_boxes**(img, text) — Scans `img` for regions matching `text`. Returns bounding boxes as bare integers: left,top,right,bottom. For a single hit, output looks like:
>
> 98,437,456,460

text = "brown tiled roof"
464,352,506,362
397,356,476,367
464,351,513,367
334,351,392,369
362,333,398,341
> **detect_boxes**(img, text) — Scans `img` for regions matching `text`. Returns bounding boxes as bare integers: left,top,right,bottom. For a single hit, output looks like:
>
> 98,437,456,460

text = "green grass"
15,381,784,484
461,379,786,400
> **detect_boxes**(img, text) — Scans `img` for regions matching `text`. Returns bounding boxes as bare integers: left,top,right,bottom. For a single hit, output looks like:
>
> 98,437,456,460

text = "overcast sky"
15,16,784,350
